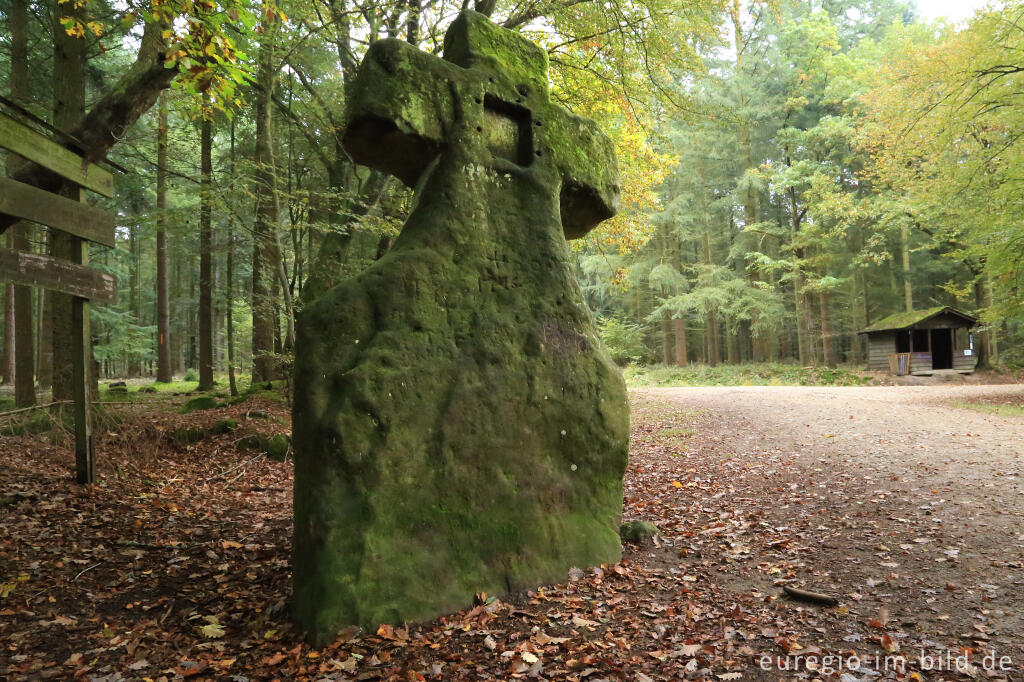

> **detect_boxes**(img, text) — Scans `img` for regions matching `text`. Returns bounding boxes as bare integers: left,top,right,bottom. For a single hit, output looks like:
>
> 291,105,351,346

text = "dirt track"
628,384,1024,679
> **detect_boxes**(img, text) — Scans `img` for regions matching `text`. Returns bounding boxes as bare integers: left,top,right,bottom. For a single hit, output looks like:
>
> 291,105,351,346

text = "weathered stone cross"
342,10,620,238
292,11,628,646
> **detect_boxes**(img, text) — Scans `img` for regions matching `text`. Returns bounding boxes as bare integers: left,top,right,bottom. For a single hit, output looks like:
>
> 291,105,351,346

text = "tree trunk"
726,325,739,365
155,95,171,382
819,291,835,368
225,119,238,397
226,228,238,397
36,283,51,388
50,0,87,402
901,224,912,312
673,317,687,366
793,270,809,366
986,276,998,364
251,14,281,384
198,101,214,390
172,254,184,375
272,189,296,351
973,275,996,369
7,0,34,405
660,311,672,365
0,19,176,236
2,279,13,386
803,286,819,366
406,0,421,44
706,310,719,366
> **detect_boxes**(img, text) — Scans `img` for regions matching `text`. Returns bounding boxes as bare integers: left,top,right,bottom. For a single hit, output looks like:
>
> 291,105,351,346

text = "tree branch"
1,16,174,232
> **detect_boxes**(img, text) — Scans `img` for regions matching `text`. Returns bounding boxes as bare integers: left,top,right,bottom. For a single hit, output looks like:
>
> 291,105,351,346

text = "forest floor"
1,384,1023,681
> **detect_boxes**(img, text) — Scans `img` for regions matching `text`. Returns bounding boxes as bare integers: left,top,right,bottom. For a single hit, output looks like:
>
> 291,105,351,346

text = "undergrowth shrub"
624,363,872,387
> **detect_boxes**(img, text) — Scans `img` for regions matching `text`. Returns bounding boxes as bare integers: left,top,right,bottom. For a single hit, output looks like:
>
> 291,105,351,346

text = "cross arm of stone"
340,38,462,188
341,10,621,240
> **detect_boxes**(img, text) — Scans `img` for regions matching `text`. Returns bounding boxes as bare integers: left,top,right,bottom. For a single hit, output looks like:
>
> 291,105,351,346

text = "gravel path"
628,384,1024,679
642,383,1024,479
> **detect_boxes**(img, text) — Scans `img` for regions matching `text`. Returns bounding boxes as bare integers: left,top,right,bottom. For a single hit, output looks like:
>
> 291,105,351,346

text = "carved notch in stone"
482,94,533,166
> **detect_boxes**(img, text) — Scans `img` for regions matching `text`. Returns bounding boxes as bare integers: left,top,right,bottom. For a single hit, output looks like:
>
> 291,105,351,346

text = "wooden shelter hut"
859,306,977,375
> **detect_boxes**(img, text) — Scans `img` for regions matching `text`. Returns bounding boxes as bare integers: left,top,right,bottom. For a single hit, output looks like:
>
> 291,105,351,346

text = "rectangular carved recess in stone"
483,94,532,167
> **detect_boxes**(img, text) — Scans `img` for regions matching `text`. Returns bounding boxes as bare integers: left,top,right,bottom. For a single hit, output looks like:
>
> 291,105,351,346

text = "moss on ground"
953,400,1024,418
619,521,659,544
180,396,221,414
625,363,873,387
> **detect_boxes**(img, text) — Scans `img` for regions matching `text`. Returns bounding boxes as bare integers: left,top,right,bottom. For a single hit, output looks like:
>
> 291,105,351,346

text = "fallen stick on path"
0,400,71,419
782,585,838,606
204,454,263,483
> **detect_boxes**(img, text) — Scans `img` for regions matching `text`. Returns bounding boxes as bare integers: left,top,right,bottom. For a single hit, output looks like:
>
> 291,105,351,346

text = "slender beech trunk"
226,119,238,396
819,291,835,368
803,282,819,365
973,275,996,369
226,231,238,396
198,100,214,390
733,1,764,363
251,11,280,383
155,95,171,381
127,225,139,376
172,256,184,374
272,194,296,350
698,160,719,367
901,224,912,312
793,269,809,365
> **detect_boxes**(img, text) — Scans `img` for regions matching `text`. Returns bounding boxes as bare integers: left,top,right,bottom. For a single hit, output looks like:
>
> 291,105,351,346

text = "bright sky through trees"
915,0,995,21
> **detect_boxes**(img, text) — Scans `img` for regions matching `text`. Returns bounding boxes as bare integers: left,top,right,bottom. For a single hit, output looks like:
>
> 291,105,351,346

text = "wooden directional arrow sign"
0,247,116,303
0,178,115,247
0,111,114,198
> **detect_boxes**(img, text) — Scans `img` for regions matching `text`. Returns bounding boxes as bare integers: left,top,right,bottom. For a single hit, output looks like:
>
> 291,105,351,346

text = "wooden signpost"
0,109,117,484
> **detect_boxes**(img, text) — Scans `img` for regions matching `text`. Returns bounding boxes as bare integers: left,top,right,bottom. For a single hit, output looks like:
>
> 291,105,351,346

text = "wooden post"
71,189,93,484
0,110,115,484
72,291,93,483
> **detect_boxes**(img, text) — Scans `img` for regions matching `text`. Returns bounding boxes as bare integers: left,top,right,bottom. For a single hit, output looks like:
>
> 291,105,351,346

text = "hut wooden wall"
867,332,895,371
953,351,975,371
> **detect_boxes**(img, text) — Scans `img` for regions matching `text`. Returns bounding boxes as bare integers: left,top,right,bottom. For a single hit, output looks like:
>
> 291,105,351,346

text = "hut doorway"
931,329,953,369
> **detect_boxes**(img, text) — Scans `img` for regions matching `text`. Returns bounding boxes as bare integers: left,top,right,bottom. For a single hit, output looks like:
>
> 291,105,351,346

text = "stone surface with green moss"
292,11,628,645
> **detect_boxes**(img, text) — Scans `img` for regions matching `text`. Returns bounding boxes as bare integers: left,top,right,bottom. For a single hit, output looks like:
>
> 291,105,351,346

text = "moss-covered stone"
167,426,207,447
212,418,238,435
293,11,627,646
236,432,290,461
619,521,659,545
180,396,220,414
265,433,291,461
236,434,264,452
